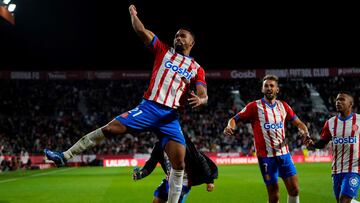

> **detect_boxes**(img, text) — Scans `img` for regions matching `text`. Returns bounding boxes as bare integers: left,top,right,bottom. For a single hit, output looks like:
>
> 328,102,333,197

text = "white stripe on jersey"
148,48,199,108
329,113,360,174
148,51,174,101
157,53,184,103
256,100,288,157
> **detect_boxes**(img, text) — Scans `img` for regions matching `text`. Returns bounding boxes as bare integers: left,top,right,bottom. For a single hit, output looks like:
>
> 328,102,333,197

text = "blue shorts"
332,173,360,199
154,179,191,202
258,154,297,186
115,99,185,146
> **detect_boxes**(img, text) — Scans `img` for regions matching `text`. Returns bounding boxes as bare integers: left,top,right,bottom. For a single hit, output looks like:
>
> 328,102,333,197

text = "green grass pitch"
0,163,348,202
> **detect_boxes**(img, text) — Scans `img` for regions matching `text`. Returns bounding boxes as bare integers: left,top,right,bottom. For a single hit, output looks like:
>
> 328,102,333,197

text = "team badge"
352,124,359,132
349,176,359,187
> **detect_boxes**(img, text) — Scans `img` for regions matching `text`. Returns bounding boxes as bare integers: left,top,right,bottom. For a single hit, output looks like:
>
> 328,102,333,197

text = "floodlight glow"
8,3,16,12
3,0,11,5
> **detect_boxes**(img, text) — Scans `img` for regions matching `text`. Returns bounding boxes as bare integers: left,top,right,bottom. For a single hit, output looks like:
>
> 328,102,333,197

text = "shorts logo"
164,61,193,80
333,136,357,145
349,176,359,187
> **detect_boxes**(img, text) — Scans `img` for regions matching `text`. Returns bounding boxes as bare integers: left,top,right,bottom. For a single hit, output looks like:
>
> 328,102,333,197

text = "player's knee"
289,186,299,196
269,193,280,203
171,160,185,170
101,123,126,138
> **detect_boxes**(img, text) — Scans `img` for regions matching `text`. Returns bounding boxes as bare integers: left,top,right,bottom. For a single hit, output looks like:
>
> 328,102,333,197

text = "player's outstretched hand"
223,126,234,136
188,91,203,108
206,183,215,192
132,167,142,181
129,4,137,16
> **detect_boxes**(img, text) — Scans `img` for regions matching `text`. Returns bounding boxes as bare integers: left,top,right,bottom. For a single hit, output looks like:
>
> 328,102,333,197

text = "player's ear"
276,86,279,94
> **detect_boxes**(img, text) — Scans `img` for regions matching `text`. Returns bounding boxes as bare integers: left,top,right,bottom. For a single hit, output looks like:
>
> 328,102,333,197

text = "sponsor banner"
264,68,330,78
338,68,360,76
103,158,148,167
0,68,359,80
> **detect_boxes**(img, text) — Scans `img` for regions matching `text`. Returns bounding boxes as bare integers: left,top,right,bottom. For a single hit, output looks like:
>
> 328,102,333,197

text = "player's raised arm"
129,4,155,46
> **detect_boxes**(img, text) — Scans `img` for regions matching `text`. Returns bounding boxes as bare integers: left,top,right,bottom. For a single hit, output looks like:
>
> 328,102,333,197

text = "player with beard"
223,74,309,203
44,4,208,203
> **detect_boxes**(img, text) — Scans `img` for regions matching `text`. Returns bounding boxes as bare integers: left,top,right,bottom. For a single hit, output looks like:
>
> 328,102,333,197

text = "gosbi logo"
164,61,193,80
333,136,357,145
264,122,283,130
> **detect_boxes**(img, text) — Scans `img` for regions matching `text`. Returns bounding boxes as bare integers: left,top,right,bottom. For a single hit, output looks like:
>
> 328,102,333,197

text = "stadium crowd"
1,77,359,170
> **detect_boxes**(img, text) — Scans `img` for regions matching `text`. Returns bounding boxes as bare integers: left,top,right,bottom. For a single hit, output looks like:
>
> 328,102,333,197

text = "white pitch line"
0,167,74,184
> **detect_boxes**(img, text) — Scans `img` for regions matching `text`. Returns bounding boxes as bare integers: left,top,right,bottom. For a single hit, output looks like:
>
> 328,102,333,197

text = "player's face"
335,93,353,113
173,29,194,54
262,79,279,101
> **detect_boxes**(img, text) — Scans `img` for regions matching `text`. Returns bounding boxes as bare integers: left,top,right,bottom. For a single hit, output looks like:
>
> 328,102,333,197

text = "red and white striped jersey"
143,36,206,109
320,113,360,174
234,98,298,157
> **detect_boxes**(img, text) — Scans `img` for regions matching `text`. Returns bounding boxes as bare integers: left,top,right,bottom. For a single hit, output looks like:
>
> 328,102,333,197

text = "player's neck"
263,97,276,105
339,110,352,120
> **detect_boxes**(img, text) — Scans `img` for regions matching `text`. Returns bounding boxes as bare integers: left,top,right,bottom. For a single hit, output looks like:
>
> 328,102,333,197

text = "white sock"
351,199,360,203
167,168,184,203
63,128,105,160
287,195,299,203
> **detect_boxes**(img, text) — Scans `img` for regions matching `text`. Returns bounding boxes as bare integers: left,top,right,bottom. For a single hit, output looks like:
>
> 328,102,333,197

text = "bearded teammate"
44,4,208,203
306,92,360,203
223,75,309,203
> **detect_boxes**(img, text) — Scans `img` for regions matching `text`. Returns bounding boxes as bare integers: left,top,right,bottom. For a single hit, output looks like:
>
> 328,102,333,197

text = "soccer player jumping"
45,4,208,203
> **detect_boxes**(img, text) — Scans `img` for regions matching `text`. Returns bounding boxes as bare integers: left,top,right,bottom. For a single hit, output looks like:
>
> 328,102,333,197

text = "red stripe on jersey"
349,113,356,172
277,103,288,154
153,53,177,101
261,100,276,156
144,39,168,99
333,116,338,173
163,56,185,105
272,108,283,155
340,121,346,172
172,59,194,108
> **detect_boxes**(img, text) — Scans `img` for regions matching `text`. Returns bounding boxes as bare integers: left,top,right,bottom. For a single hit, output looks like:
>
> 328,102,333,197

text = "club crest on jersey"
264,122,283,130
353,124,359,132
164,61,193,80
333,136,357,145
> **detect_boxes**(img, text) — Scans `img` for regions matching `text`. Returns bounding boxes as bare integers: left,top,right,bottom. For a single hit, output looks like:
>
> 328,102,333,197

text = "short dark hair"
263,74,279,84
338,90,354,102
179,27,195,41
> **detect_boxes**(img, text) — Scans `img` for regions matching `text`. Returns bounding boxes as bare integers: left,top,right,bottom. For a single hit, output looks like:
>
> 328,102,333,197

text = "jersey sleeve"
195,67,207,87
281,101,298,121
234,101,256,122
147,35,168,57
320,120,332,142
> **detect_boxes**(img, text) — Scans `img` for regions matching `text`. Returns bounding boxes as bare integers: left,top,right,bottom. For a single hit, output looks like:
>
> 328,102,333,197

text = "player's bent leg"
283,175,300,203
165,140,186,203
266,183,280,203
61,119,127,162
101,119,128,138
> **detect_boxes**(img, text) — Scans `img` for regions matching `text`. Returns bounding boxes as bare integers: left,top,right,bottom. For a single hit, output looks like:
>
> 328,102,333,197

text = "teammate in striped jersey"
223,75,309,203
44,4,208,203
306,92,360,203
